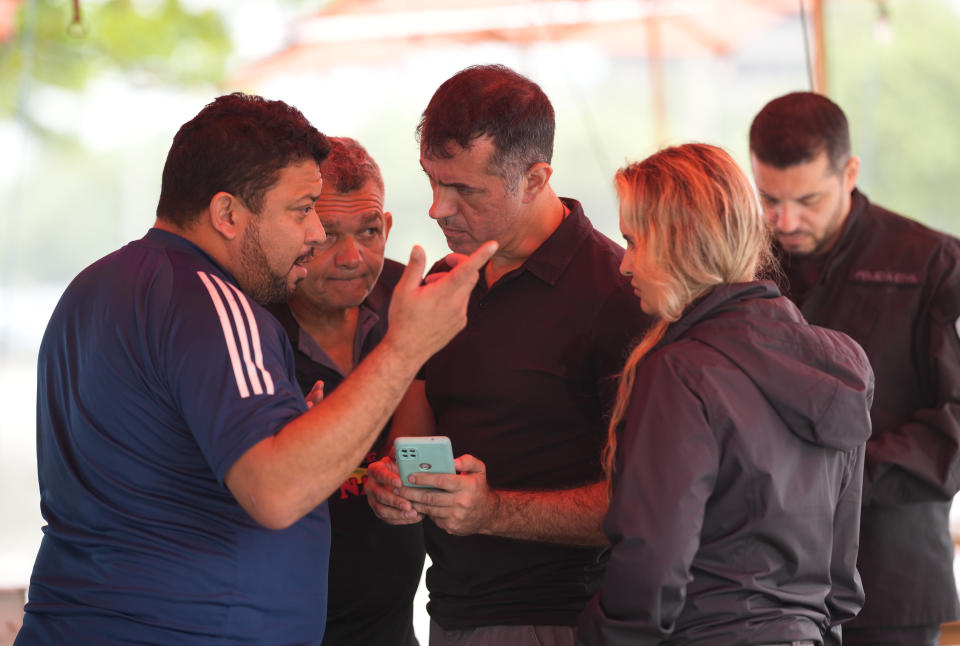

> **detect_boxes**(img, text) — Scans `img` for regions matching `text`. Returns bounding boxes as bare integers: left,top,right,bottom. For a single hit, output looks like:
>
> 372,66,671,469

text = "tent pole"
646,11,667,147
811,0,826,92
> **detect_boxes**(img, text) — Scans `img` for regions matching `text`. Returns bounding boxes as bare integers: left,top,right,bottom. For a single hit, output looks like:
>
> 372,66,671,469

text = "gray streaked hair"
321,137,384,195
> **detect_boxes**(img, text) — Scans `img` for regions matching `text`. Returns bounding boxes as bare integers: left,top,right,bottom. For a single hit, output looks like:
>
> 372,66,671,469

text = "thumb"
396,245,427,292
454,453,485,474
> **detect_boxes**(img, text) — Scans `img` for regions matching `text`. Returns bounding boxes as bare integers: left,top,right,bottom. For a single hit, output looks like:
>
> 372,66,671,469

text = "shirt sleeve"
164,270,307,484
577,353,718,646
826,445,866,629
865,238,960,505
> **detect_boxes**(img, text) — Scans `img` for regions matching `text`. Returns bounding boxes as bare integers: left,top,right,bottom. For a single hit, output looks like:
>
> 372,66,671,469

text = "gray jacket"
577,281,874,646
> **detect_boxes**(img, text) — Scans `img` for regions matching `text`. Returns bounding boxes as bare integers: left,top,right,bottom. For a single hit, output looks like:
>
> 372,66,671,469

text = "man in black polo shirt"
367,64,650,646
749,91,960,646
268,137,423,646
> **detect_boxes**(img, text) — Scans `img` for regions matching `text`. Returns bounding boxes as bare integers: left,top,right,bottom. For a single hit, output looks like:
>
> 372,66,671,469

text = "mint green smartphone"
394,435,456,488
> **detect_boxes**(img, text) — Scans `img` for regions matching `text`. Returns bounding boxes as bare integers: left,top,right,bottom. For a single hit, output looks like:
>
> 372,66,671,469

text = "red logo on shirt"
851,269,921,284
338,450,378,499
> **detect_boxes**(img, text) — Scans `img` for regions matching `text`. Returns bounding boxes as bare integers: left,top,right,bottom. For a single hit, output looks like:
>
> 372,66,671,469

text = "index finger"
445,241,498,285
394,245,427,293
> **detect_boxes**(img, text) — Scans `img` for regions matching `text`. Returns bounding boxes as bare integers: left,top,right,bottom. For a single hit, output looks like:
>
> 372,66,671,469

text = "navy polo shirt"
18,229,330,645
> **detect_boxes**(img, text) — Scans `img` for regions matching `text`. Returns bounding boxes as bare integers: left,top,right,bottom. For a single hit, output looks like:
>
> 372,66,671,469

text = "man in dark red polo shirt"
367,64,651,646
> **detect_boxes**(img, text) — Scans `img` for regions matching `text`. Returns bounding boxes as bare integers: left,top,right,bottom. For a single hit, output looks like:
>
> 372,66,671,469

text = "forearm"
867,259,960,503
865,403,960,504
481,481,609,546
384,379,435,448
227,334,423,528
227,242,498,529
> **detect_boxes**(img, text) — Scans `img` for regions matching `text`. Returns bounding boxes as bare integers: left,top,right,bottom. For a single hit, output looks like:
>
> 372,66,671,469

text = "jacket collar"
661,281,783,347
818,188,869,283
773,188,870,283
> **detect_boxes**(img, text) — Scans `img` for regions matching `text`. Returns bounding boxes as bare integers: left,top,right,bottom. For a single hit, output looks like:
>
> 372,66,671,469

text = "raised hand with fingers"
382,241,498,367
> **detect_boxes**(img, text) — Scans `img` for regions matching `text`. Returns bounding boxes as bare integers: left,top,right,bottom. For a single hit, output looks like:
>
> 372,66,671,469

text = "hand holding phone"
394,436,456,488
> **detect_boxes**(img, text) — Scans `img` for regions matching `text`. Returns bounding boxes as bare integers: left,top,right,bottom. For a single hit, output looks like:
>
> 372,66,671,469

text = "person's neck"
154,217,198,245
153,217,236,277
288,296,359,374
485,192,567,286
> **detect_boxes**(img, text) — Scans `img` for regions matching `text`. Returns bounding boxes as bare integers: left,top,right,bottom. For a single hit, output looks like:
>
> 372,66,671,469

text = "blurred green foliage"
0,0,231,121
1,0,958,287
829,0,960,236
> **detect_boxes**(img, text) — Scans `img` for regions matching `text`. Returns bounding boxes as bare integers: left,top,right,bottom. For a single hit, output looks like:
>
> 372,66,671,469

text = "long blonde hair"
602,143,773,483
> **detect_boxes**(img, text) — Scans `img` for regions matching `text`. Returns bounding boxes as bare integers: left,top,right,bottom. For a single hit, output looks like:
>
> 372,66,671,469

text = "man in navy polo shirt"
16,93,495,645
367,65,651,646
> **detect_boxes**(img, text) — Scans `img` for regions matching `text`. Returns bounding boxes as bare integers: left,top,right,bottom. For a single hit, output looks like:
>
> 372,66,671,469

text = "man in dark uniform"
749,91,960,646
269,137,424,646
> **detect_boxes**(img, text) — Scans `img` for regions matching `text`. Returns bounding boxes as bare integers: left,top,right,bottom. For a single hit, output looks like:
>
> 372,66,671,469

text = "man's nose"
306,209,326,245
428,185,457,220
772,203,801,233
335,236,362,267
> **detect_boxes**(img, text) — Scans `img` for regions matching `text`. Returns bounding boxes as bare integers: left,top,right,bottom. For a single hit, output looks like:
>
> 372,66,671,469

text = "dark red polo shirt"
421,199,652,628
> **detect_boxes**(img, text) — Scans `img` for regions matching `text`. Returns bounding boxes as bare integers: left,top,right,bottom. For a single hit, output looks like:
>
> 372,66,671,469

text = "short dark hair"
416,64,555,187
321,137,384,195
156,92,331,227
749,91,851,173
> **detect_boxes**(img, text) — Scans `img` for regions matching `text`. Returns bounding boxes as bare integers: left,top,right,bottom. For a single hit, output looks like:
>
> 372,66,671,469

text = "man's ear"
520,163,553,204
383,211,393,240
207,192,246,240
843,156,861,193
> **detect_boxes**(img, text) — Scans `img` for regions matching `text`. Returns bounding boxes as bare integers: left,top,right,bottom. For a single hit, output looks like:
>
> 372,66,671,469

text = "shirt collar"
287,300,381,378
772,188,869,282
815,188,868,282
518,197,591,286
144,227,242,287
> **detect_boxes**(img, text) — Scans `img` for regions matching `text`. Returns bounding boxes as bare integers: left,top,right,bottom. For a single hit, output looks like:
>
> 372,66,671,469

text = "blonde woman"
576,144,874,646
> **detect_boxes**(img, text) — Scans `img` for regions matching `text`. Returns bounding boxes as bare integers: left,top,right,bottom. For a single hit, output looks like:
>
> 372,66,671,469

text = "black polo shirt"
421,199,651,628
269,259,424,646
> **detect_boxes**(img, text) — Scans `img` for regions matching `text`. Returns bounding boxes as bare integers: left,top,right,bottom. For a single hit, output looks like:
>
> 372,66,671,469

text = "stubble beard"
239,217,293,305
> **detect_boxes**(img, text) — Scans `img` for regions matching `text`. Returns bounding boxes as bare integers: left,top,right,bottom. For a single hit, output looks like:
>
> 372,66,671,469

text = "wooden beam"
810,0,826,92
